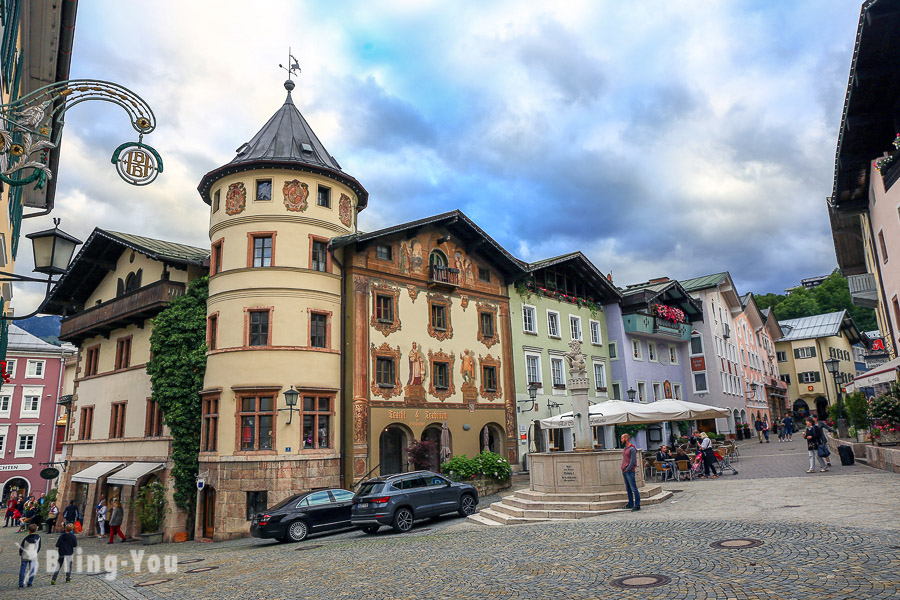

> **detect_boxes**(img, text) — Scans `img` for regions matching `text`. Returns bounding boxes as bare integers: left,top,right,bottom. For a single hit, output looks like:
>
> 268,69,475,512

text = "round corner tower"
194,80,368,541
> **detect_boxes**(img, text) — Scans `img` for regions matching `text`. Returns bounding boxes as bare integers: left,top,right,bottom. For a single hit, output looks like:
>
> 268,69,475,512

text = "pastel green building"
507,253,621,465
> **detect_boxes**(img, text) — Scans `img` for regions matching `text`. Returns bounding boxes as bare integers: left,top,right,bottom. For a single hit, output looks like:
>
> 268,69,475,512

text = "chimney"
649,277,670,284
606,272,613,283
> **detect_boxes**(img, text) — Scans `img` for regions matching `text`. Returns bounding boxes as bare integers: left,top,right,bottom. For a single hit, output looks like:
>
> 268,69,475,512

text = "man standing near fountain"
621,433,640,511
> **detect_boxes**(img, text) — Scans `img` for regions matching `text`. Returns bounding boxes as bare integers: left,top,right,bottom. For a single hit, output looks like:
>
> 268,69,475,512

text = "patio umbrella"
440,420,452,463
539,399,730,429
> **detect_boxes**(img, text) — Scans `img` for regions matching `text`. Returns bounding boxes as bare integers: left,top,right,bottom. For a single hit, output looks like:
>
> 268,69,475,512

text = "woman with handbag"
804,418,828,473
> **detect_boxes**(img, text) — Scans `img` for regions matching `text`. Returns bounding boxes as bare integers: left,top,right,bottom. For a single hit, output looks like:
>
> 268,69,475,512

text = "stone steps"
469,488,672,526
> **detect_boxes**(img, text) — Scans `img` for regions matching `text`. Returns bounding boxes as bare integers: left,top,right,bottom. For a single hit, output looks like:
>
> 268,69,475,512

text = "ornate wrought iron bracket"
0,79,163,188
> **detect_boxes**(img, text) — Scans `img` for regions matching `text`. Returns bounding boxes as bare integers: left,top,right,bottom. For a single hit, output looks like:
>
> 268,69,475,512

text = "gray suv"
351,471,478,533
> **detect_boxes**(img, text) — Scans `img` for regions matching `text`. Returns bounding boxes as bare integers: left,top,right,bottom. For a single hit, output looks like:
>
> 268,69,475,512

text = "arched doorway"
815,397,829,420
379,425,411,475
740,409,747,424
480,423,505,454
201,486,216,539
421,425,443,471
793,399,810,419
2,477,29,502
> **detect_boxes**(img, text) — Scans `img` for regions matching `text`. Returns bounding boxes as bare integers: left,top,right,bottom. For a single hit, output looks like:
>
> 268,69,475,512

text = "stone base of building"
196,454,340,542
528,450,644,494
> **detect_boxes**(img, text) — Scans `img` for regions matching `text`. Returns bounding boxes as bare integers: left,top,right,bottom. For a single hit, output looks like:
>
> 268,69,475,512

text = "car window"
398,476,426,490
269,494,302,510
331,490,355,502
306,491,333,506
357,482,385,496
426,475,448,487
295,498,309,508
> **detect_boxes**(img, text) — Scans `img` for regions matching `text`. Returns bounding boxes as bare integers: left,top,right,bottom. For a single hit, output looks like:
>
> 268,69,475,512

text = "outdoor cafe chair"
675,459,693,481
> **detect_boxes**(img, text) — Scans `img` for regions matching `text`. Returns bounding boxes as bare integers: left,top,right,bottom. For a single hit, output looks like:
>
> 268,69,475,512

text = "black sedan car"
250,488,356,542
351,471,478,533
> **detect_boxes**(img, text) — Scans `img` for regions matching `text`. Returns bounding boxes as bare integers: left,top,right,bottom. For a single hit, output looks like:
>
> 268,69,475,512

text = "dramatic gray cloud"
12,0,865,312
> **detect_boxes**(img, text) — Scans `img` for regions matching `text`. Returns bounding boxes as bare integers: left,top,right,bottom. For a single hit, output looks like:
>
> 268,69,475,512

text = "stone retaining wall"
829,436,900,473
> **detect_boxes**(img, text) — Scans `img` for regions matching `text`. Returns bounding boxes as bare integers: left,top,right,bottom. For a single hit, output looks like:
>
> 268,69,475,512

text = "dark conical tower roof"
198,80,368,209
230,86,342,171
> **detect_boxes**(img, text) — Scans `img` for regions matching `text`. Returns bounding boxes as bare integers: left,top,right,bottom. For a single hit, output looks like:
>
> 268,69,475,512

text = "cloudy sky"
15,0,864,313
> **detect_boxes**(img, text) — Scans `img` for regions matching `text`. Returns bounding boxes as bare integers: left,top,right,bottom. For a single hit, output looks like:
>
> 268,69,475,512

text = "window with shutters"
110,402,127,439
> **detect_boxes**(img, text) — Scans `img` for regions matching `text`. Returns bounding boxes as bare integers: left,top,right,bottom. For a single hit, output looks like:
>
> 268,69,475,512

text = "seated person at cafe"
674,448,690,462
656,446,674,478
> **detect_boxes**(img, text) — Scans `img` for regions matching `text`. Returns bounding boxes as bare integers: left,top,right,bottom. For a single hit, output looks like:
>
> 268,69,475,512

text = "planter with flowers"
441,451,511,496
869,387,900,446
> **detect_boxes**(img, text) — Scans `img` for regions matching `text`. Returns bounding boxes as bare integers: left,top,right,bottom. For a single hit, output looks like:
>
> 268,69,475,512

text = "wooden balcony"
623,313,691,342
428,264,460,289
59,280,186,343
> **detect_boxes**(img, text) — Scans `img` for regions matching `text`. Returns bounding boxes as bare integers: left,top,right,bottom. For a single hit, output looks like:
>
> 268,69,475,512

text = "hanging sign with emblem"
111,141,164,186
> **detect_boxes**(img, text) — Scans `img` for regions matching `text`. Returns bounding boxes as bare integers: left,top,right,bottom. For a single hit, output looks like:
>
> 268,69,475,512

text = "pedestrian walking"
108,499,127,543
62,500,79,527
18,523,41,588
805,418,828,473
812,415,835,467
47,502,59,533
762,419,770,443
51,522,78,584
781,412,794,442
4,494,16,527
754,417,764,443
699,432,719,478
95,495,106,536
620,433,641,511
96,499,107,537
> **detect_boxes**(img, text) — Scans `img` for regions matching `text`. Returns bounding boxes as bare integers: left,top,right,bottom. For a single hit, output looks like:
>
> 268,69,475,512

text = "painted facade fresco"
340,222,521,484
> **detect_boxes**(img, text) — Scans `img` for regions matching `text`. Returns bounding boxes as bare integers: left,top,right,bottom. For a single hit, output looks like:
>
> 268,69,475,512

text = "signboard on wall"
691,357,706,372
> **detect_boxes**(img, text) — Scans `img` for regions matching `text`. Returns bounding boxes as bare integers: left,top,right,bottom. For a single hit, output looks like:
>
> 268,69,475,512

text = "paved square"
3,440,899,599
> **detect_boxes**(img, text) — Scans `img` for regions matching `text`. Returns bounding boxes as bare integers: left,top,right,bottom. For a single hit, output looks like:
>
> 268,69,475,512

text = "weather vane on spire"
279,47,301,80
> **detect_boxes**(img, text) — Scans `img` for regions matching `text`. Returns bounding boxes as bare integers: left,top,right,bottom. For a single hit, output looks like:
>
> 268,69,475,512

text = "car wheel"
361,525,380,534
458,494,477,517
287,520,309,542
391,508,414,533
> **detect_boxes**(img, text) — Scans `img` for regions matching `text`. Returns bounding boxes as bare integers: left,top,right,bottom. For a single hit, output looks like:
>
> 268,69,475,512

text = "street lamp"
279,386,301,425
518,382,538,412
626,387,637,402
0,218,81,320
823,357,848,438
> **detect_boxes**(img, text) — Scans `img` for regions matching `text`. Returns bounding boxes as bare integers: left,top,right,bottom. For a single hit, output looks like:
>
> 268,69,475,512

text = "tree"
146,276,208,535
772,288,820,321
755,270,876,332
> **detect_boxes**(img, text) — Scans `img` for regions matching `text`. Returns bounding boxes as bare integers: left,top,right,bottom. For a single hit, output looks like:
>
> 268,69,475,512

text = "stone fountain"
470,341,671,525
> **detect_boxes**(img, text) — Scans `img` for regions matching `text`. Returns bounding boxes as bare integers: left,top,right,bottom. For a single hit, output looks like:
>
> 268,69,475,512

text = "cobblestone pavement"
2,439,899,599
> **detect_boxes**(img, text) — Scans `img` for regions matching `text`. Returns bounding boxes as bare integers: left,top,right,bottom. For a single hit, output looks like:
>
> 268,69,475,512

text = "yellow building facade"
774,310,863,421
44,229,207,541
195,82,367,540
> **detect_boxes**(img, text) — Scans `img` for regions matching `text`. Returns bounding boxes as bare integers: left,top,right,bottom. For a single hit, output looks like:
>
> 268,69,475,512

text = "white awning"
846,355,900,392
70,462,125,484
106,462,166,486
539,399,731,430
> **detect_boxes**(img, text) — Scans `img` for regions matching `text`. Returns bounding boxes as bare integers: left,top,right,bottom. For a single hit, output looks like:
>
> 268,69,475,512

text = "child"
51,522,78,584
18,523,41,588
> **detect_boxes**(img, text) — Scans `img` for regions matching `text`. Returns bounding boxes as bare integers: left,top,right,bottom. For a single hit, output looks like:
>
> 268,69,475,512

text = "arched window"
429,250,447,268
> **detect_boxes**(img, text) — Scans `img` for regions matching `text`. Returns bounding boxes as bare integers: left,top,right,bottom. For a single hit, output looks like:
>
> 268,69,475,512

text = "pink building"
735,295,777,429
1,325,73,500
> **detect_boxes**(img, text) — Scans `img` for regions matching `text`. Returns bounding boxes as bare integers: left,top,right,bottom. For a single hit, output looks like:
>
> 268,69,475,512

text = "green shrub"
441,455,479,480
828,402,848,423
441,452,511,481
474,451,511,480
38,488,58,521
869,386,900,439
844,392,869,430
131,482,170,534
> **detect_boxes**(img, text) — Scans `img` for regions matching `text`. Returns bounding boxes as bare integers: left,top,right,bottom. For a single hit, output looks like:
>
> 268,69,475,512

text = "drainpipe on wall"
329,246,346,489
46,355,66,495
